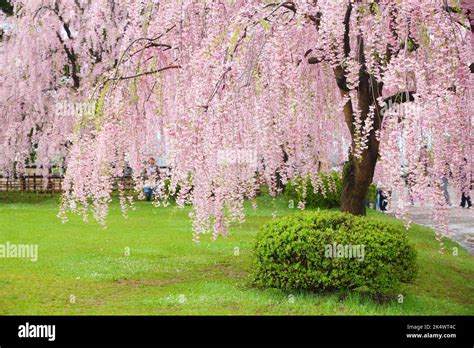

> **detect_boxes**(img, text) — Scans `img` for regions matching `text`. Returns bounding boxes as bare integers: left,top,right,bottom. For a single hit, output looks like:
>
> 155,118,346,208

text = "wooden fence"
0,175,137,202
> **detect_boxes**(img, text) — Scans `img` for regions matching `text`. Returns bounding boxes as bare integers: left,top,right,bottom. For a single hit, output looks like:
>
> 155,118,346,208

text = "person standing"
460,158,472,209
441,162,452,206
461,190,472,208
441,175,451,206
376,188,389,212
143,157,160,201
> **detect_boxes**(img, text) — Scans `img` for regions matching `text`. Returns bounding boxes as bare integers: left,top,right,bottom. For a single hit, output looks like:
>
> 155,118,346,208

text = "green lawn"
0,194,473,315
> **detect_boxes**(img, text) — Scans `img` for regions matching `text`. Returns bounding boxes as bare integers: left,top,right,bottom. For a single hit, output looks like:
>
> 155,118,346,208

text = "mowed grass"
0,193,473,315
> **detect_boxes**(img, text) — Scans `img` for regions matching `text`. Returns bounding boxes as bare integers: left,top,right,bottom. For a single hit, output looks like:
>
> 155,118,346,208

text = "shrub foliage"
286,172,377,209
252,211,417,295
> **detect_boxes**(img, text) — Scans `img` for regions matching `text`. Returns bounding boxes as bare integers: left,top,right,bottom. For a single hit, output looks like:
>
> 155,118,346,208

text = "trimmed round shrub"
252,211,417,295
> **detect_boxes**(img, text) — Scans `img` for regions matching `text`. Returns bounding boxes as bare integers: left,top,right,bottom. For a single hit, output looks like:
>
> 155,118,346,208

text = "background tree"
1,0,472,240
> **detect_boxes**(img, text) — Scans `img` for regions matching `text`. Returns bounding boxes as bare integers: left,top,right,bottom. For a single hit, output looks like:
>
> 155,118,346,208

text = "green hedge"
252,211,417,295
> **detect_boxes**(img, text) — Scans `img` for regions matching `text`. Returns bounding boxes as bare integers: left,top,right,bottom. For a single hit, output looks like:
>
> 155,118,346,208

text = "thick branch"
55,30,80,89
333,3,353,92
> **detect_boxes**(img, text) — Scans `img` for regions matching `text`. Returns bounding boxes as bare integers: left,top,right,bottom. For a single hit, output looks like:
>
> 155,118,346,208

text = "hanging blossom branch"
201,1,298,111
112,24,177,80
1,0,472,242
106,64,181,82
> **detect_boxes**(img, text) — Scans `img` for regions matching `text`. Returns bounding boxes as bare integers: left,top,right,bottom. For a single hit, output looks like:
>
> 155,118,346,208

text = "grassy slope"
0,194,472,315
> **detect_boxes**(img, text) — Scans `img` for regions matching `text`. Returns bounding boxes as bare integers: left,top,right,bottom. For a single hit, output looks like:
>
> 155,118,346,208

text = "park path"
390,187,474,254
405,206,474,254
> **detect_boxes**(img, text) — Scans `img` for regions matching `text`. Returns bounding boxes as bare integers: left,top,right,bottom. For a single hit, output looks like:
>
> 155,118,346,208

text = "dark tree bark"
339,67,382,216
333,4,384,216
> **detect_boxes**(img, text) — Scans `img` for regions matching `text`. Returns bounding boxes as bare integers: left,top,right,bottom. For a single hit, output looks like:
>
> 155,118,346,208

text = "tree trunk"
326,3,419,216
341,152,377,215
339,74,381,216
327,7,386,216
336,36,382,216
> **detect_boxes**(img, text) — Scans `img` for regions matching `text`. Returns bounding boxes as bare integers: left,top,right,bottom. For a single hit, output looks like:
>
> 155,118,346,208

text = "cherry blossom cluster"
1,1,472,240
